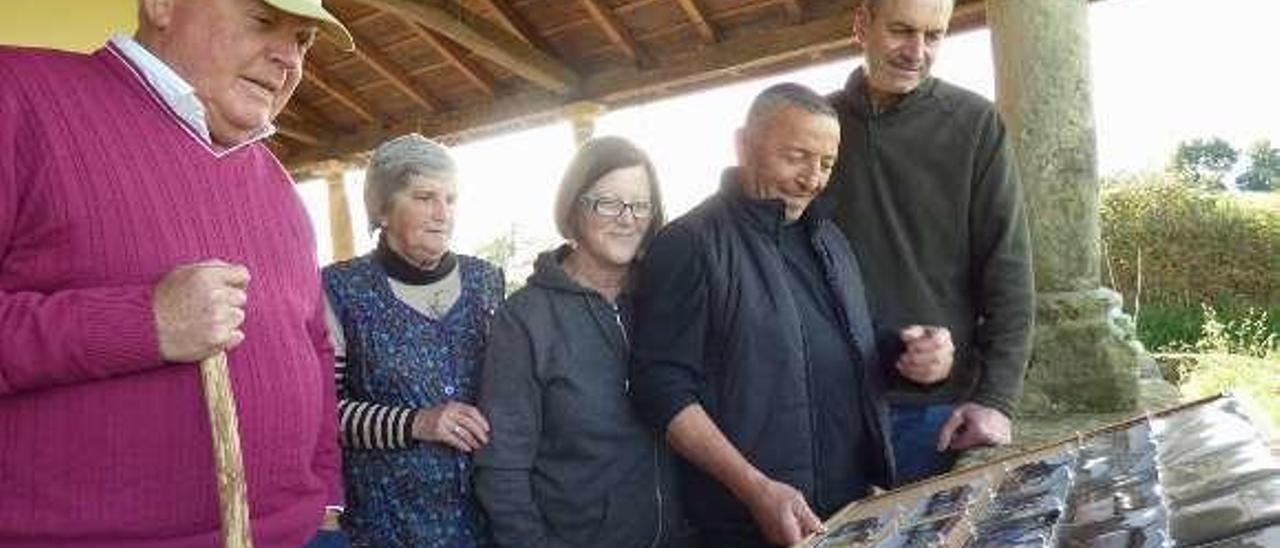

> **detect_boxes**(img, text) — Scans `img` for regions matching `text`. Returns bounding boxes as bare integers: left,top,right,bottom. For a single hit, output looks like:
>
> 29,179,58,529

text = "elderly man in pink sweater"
0,1,354,546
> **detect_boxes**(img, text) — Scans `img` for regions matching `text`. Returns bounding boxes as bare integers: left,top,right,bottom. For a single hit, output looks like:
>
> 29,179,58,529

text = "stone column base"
1018,287,1152,415
957,287,1181,467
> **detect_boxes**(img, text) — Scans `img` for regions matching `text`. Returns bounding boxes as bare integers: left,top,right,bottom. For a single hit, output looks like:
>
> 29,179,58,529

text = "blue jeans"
304,529,349,548
890,403,958,485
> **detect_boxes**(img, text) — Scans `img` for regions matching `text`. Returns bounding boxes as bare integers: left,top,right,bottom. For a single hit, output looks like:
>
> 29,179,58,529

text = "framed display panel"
796,394,1280,548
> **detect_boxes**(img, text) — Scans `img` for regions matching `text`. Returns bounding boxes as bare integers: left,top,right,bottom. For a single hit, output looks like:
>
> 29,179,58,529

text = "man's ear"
852,5,871,45
734,127,749,168
138,0,177,31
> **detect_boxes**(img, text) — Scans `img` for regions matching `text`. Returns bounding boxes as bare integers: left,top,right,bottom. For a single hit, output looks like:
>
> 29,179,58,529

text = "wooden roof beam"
276,122,323,147
478,0,557,54
356,0,578,94
283,2,1018,172
780,0,803,22
579,0,645,64
285,12,860,169
283,90,566,168
277,107,334,141
286,96,342,130
303,64,379,124
952,1,986,23
545,0,783,38
326,32,444,113
673,0,717,44
407,24,497,97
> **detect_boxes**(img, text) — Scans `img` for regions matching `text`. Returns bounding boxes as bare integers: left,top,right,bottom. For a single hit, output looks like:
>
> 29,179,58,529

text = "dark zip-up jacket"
826,69,1034,417
476,247,682,548
629,173,895,543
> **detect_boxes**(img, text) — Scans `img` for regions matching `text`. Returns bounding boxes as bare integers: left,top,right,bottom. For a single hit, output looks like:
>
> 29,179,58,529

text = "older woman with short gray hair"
322,134,503,547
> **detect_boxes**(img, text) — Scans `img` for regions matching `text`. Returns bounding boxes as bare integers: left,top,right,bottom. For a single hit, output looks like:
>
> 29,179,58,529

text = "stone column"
565,101,606,147
987,0,1145,413
326,168,356,262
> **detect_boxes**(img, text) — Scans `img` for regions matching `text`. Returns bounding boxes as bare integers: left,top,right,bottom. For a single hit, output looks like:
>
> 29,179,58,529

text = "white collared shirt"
110,33,275,149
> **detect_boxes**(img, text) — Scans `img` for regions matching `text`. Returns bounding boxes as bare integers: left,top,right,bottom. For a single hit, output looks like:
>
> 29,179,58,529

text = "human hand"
743,476,824,546
936,402,1012,451
895,325,953,385
153,261,250,362
412,401,491,452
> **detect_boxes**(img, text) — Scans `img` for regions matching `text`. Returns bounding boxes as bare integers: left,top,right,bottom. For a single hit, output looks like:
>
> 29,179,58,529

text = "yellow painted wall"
0,0,135,52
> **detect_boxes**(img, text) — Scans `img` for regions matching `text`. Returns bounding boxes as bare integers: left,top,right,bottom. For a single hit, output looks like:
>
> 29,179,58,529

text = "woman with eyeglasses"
476,136,686,547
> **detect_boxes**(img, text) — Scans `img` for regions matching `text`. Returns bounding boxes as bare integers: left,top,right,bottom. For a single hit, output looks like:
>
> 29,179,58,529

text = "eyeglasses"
580,196,654,219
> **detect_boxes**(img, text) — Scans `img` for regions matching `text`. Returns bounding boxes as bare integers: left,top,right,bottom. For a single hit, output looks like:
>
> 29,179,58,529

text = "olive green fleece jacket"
826,68,1034,417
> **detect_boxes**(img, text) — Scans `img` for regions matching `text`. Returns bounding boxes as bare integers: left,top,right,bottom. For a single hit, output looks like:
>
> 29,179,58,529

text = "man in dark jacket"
630,83,954,547
825,0,1035,484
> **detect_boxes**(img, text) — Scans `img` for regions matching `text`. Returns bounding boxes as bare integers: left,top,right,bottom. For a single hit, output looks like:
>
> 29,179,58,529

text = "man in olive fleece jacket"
825,0,1034,483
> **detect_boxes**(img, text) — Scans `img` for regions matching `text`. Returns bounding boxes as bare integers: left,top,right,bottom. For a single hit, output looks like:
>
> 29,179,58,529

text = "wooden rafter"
325,33,425,73
406,24,497,97
284,11,858,168
325,32,443,113
951,1,986,24
579,0,644,63
276,123,322,146
287,96,341,130
540,16,593,37
277,106,334,141
544,0,771,37
673,0,717,43
303,64,379,124
285,89,563,167
478,0,556,54
616,0,667,13
581,10,852,103
357,0,578,94
779,0,803,21
577,0,839,57
280,0,1023,171
346,8,385,27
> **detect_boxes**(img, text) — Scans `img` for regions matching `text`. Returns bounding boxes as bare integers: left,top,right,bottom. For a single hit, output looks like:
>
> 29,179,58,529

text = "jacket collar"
840,66,938,120
718,168,835,238
529,245,593,295
529,244,637,301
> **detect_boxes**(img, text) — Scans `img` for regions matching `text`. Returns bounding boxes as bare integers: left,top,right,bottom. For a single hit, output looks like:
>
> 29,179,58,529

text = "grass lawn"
1166,352,1280,433
1237,191,1280,212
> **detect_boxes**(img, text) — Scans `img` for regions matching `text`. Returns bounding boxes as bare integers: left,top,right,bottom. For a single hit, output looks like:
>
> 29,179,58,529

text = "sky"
296,0,1280,268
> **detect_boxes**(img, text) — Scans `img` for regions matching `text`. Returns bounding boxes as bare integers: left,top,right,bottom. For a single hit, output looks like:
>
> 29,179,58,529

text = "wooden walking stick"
200,351,254,548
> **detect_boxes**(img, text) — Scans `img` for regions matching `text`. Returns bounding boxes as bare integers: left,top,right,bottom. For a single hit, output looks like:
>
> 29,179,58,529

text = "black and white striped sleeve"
326,297,419,451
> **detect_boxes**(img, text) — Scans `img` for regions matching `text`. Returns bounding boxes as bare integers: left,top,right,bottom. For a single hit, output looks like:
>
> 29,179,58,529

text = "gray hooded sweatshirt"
476,246,683,548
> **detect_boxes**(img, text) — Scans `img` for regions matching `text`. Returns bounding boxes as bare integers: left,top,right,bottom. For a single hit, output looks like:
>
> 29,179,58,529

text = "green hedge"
1137,302,1280,353
1100,177,1280,350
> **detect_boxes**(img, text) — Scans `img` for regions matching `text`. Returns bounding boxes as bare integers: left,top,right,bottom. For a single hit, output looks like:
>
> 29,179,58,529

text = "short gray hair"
745,82,837,130
363,133,456,232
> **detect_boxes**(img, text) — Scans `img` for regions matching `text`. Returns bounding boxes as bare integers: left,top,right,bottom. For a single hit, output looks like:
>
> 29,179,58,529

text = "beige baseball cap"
262,0,355,51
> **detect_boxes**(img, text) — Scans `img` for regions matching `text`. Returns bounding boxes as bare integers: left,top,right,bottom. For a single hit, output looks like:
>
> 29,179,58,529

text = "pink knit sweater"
0,44,341,547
